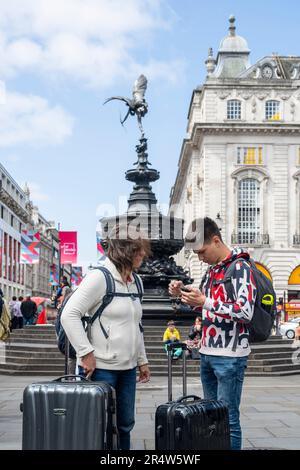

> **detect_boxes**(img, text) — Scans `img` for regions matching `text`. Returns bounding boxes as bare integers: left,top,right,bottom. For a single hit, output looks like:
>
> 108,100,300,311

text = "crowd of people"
0,293,38,331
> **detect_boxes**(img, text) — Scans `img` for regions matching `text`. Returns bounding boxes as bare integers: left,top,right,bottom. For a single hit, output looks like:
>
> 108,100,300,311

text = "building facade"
0,165,61,300
170,16,300,300
0,164,29,299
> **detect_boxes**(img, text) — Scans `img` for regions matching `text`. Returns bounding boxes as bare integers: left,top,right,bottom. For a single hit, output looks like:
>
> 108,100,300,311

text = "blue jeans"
79,366,136,450
200,354,248,450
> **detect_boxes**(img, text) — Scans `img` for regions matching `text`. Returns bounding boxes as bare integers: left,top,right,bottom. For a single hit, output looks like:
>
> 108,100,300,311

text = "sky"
0,0,299,271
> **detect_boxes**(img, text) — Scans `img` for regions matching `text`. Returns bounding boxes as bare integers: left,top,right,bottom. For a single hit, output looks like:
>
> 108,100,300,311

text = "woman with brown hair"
61,223,151,450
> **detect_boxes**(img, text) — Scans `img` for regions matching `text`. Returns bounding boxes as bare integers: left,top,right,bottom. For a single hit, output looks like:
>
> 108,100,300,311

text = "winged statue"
103,74,148,135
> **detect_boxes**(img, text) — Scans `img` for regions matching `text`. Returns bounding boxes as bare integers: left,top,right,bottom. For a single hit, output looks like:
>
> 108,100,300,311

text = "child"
163,320,182,360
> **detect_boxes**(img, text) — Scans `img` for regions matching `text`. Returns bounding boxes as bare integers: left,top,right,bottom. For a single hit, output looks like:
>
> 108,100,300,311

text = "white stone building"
0,163,28,299
0,165,61,301
170,16,300,301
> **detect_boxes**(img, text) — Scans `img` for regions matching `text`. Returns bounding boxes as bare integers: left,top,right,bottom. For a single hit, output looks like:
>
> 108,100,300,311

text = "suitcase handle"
166,342,187,351
176,395,201,403
167,342,187,402
54,375,90,382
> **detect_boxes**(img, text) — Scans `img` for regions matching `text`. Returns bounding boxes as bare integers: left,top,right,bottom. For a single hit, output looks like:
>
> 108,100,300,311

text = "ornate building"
0,164,61,300
170,16,300,300
0,163,28,299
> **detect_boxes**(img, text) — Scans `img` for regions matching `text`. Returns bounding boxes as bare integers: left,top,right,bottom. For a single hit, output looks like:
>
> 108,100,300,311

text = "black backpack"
55,266,144,359
211,258,276,349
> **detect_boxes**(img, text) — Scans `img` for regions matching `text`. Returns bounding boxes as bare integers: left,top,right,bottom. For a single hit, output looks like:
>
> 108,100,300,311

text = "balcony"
231,233,270,246
293,234,300,246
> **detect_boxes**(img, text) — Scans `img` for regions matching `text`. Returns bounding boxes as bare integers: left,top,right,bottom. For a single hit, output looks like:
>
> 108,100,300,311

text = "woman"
61,223,151,450
185,316,202,359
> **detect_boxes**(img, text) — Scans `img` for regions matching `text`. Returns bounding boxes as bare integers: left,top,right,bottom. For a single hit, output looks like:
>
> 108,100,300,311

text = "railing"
293,234,300,246
231,233,270,246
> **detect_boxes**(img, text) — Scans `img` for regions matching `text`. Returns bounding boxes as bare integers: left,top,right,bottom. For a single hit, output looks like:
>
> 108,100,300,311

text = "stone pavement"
1,374,300,450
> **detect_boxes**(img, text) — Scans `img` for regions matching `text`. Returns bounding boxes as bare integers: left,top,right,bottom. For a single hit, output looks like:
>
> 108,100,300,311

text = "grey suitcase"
21,375,119,450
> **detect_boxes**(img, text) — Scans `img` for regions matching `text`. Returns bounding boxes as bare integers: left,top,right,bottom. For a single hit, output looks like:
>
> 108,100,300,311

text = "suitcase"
21,374,119,450
155,343,231,450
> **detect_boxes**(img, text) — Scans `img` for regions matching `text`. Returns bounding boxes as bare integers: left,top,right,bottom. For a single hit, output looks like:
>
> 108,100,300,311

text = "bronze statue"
103,74,148,136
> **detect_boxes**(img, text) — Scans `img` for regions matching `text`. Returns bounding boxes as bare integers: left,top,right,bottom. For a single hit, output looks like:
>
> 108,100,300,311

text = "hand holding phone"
180,286,192,293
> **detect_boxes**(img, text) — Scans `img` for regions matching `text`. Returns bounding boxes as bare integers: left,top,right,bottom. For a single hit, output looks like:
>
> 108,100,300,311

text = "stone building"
170,16,300,300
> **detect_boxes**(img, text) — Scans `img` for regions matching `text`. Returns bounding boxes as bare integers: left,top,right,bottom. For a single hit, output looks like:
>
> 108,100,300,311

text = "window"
237,147,263,165
227,100,241,120
238,178,260,244
265,100,280,120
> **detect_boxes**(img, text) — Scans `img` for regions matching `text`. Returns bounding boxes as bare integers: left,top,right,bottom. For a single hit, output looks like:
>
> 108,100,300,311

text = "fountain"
101,75,193,322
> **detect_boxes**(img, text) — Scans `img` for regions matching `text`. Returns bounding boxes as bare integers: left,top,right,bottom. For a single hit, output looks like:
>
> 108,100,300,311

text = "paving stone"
240,419,288,428
131,440,145,450
1,373,300,450
267,427,300,438
243,428,274,438
144,439,155,450
248,437,300,450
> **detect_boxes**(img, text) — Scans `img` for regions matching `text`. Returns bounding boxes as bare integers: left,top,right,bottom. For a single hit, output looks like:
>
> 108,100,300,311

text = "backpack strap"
84,267,115,341
132,272,144,333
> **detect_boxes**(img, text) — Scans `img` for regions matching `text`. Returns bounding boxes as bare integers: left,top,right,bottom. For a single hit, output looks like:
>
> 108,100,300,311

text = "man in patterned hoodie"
169,217,257,450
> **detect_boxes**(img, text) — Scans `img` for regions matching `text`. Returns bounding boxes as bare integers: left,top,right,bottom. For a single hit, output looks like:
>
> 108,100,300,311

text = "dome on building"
218,15,250,54
219,34,249,53
211,15,251,78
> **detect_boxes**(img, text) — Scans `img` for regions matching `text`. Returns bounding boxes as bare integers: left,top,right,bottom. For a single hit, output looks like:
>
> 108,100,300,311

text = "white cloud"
25,182,50,202
0,90,74,147
0,0,183,87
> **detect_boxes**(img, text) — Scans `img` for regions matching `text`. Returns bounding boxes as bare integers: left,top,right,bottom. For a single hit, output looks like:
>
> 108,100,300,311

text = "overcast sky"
0,0,299,271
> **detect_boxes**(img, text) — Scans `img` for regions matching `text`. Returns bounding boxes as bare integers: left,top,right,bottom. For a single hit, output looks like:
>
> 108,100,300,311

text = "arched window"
265,100,280,120
227,100,241,120
238,178,260,244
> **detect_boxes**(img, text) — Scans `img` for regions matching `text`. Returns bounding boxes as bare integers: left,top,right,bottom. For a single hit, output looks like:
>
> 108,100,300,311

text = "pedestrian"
55,277,70,309
185,316,202,359
295,322,300,341
9,296,19,330
15,296,24,329
21,295,38,326
61,223,151,450
169,217,257,450
163,320,182,360
9,296,24,329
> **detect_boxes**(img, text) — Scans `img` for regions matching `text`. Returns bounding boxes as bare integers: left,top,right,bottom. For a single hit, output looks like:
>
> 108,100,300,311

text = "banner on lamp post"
20,230,40,264
59,231,78,265
71,266,83,287
49,264,59,286
96,231,106,264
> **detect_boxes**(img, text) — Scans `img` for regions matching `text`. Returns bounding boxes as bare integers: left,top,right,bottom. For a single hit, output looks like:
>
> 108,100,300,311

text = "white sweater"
61,258,148,370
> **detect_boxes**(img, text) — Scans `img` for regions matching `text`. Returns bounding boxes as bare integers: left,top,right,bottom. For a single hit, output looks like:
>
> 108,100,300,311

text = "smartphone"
180,286,191,293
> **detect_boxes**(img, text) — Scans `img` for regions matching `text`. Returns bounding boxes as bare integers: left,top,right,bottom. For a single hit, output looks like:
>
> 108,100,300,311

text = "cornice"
0,182,29,223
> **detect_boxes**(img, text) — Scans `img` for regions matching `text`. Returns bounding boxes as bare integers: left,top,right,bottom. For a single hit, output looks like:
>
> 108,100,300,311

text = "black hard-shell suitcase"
155,343,231,450
21,375,119,450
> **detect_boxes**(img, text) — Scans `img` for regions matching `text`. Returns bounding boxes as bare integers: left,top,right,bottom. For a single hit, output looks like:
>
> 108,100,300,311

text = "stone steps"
0,325,299,377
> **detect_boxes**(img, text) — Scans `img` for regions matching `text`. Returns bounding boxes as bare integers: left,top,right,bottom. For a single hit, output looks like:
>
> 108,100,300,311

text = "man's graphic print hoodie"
199,248,257,357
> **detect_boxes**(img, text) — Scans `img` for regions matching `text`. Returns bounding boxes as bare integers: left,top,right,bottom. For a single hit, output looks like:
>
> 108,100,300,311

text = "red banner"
59,231,77,265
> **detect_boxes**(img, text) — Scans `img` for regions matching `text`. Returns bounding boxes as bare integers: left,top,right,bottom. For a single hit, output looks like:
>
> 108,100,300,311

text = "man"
169,217,257,450
9,296,19,330
21,295,38,326
163,320,182,360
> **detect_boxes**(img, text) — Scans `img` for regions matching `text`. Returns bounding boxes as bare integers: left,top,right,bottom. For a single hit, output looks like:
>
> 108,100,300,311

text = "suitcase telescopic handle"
166,342,187,351
54,375,90,382
176,395,201,403
167,342,187,402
